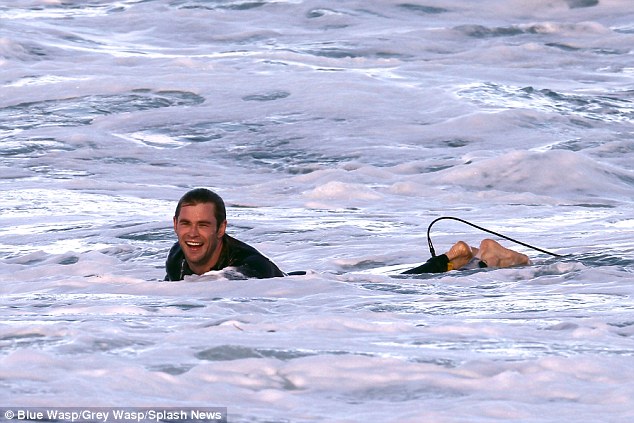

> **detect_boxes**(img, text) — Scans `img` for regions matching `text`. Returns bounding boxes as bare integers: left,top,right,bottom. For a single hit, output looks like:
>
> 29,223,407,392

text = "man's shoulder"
223,234,262,255
165,242,185,280
222,234,284,278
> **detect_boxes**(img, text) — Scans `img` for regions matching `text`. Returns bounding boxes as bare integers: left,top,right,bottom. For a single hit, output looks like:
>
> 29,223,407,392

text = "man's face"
173,202,226,274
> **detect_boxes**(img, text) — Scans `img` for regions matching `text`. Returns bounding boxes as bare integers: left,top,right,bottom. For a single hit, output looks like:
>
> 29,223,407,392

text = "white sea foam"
1,0,633,422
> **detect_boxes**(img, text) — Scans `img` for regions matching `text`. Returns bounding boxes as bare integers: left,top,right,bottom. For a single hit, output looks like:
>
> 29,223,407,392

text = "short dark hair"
174,188,226,228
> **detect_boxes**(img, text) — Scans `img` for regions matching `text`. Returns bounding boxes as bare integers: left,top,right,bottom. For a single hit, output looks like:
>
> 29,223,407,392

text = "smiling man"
165,188,285,280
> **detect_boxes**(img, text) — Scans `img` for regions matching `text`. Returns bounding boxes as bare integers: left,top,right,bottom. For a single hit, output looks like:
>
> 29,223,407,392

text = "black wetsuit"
402,254,487,274
402,254,451,274
165,234,285,281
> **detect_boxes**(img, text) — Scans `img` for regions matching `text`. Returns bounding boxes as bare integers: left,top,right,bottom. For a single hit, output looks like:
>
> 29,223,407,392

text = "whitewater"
1,0,633,422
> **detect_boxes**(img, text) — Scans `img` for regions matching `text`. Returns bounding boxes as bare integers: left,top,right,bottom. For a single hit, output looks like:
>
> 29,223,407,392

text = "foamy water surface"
1,0,634,422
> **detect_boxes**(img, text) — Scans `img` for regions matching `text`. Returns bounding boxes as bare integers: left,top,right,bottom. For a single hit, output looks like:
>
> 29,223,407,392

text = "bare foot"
477,239,530,268
445,241,473,270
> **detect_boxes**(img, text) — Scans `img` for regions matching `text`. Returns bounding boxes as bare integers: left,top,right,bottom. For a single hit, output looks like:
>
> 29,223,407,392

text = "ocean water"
1,0,633,421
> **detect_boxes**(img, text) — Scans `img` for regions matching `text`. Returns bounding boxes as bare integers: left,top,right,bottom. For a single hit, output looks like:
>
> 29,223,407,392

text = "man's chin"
184,251,208,266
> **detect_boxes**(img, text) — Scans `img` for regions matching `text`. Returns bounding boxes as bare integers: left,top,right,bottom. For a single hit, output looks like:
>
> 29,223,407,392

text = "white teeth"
186,241,203,247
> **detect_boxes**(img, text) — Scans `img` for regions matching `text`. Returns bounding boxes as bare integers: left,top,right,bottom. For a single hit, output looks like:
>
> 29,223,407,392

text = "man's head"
173,188,227,275
174,188,226,228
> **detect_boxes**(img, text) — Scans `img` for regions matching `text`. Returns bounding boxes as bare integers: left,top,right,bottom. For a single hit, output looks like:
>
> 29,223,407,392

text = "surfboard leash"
427,216,564,258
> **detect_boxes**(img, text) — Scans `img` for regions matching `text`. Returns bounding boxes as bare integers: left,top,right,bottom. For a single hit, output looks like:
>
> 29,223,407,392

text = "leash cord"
427,216,564,258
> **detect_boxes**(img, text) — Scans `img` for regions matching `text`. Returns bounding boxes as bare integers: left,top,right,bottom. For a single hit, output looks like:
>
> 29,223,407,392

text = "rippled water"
1,0,634,422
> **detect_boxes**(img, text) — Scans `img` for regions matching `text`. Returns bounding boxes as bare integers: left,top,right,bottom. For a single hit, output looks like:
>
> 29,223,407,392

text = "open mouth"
185,241,203,249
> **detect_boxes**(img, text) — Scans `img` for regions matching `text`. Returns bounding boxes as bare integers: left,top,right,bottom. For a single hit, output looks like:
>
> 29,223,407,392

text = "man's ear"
218,220,227,238
173,216,178,232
